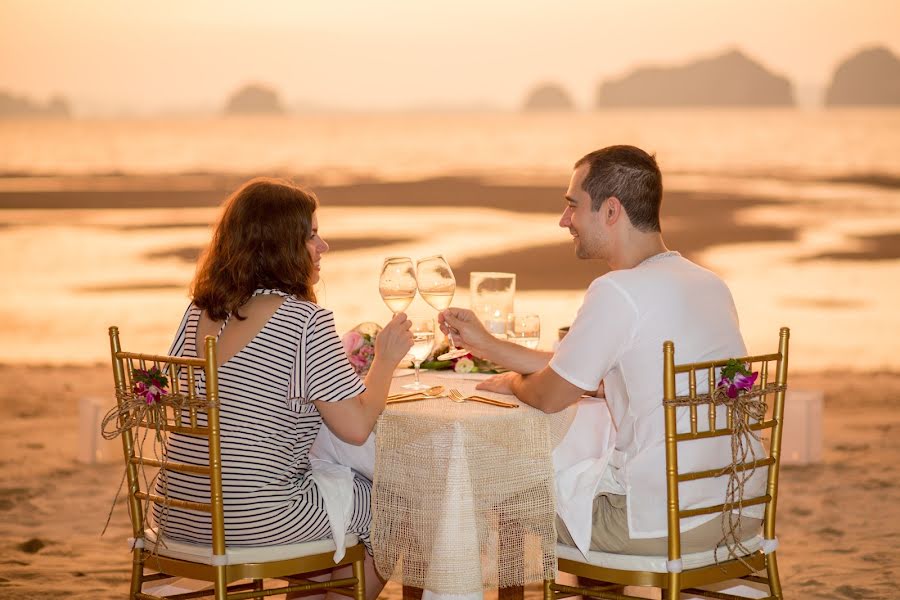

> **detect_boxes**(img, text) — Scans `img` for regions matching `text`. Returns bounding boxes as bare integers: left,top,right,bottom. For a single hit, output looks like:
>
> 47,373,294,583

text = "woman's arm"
314,313,412,445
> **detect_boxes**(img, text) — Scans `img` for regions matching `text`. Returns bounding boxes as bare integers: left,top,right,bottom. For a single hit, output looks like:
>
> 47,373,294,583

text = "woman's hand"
375,312,413,366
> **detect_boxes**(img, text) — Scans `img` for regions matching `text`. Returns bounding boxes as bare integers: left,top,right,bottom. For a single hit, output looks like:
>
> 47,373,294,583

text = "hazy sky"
1,0,898,114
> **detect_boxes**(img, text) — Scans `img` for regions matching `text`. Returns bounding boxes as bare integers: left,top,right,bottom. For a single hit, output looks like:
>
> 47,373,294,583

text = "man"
440,145,763,555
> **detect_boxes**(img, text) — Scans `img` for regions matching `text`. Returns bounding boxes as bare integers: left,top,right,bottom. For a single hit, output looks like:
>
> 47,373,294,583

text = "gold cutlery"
387,385,445,402
386,395,428,405
448,388,519,408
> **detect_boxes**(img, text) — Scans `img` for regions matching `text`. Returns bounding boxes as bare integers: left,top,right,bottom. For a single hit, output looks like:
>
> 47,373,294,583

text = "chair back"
107,326,227,560
662,327,789,564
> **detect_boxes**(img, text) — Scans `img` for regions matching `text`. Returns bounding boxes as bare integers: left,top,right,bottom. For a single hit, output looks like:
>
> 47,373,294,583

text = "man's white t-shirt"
550,252,766,547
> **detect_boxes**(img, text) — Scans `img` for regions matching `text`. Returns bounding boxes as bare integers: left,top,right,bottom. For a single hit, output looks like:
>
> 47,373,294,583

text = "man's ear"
605,196,623,224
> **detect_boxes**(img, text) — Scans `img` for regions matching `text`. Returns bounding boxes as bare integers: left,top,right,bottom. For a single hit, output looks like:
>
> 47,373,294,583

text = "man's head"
560,145,663,260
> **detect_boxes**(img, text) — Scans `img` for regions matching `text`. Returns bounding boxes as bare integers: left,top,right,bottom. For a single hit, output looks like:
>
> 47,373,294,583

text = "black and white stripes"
152,289,372,550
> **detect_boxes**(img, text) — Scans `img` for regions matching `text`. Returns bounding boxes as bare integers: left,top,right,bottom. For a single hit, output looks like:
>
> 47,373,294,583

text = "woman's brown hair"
191,177,318,321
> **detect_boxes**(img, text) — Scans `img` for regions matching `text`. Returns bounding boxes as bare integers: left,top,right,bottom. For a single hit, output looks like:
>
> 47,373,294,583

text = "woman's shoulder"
280,294,325,312
276,296,333,326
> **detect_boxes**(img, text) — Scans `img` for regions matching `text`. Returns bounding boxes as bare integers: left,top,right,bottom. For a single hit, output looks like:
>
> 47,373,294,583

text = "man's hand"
438,307,496,359
475,371,520,395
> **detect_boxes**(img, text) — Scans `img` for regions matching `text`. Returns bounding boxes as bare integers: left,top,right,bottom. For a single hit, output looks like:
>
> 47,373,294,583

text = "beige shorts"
557,493,762,555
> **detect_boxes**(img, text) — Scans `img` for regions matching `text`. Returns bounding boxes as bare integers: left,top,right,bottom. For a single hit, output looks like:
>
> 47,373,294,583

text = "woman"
154,177,411,599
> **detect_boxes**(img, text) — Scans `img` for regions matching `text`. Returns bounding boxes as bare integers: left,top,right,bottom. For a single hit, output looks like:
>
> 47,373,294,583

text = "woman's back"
154,289,367,546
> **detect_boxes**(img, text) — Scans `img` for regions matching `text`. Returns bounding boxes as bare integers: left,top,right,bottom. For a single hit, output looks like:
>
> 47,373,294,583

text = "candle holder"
469,272,516,338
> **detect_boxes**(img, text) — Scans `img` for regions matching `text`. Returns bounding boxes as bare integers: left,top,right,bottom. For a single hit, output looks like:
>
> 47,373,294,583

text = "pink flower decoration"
341,324,381,376
342,331,364,355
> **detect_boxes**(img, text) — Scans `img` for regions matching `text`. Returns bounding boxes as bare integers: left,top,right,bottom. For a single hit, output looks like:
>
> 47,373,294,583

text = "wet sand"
0,175,802,290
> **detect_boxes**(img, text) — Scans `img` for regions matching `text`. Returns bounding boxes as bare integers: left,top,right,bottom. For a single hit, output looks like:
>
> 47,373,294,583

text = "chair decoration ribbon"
100,365,217,556
664,360,786,568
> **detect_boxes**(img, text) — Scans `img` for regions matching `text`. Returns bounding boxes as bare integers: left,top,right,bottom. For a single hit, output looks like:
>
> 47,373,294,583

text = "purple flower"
717,371,759,398
733,371,758,392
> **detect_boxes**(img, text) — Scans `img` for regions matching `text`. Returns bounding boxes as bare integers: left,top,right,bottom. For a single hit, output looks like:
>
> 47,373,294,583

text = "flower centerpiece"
341,322,382,376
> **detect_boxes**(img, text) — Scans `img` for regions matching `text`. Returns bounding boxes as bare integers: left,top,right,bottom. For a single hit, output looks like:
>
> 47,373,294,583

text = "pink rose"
341,331,364,355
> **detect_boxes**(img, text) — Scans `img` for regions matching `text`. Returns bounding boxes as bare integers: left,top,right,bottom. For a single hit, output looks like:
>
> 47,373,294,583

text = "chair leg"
252,578,264,600
352,556,366,600
766,551,783,600
665,572,680,600
128,549,144,600
543,578,554,600
214,565,228,600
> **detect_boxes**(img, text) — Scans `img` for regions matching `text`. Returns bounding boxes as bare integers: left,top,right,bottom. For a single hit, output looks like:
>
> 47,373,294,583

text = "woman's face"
305,212,329,283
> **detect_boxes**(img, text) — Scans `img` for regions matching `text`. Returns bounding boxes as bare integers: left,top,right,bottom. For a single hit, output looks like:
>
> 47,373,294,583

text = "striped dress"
152,289,373,551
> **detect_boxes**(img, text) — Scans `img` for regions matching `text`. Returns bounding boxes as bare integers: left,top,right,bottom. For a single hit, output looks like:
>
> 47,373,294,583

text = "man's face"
559,164,607,259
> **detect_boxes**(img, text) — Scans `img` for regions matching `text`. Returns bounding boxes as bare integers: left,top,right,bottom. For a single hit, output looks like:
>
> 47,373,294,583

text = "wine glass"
416,255,469,360
379,257,417,314
401,317,436,390
506,313,541,349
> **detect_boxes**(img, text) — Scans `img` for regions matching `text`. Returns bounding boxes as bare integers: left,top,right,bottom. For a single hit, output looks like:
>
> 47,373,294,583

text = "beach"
1,110,899,599
1,364,897,600
1,176,899,599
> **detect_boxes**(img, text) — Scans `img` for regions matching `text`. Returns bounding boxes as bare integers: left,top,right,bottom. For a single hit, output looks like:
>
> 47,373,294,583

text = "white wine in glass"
379,257,417,314
401,317,436,390
415,255,469,360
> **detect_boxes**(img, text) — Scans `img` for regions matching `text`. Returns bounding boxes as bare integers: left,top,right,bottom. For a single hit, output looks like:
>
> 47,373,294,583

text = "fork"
448,388,519,408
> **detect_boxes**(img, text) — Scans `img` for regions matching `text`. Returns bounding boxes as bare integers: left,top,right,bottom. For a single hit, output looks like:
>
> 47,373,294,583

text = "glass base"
401,379,431,390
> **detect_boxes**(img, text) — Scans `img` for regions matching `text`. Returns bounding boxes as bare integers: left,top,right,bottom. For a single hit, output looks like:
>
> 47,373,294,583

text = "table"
371,371,577,597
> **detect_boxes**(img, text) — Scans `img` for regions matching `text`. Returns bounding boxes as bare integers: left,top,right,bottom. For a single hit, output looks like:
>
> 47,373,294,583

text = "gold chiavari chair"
108,326,367,600
545,327,790,600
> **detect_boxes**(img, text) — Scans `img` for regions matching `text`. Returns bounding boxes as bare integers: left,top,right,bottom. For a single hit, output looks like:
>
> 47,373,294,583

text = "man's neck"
608,233,668,270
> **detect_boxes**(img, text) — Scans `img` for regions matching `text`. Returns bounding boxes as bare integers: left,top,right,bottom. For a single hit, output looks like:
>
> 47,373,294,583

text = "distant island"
825,46,900,106
522,83,575,111
595,49,794,107
224,83,285,115
0,90,71,118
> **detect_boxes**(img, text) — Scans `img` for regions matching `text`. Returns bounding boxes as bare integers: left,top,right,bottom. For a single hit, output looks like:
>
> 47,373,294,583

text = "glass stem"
414,361,421,385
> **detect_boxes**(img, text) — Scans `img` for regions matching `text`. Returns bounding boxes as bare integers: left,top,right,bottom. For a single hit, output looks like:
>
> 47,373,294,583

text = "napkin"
308,459,355,562
309,428,377,560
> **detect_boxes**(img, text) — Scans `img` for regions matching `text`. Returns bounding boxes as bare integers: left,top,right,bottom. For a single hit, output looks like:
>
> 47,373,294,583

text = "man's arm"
440,307,550,374
476,366,588,413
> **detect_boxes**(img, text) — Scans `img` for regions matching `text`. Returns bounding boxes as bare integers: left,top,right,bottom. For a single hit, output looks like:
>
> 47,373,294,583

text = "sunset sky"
1,0,898,115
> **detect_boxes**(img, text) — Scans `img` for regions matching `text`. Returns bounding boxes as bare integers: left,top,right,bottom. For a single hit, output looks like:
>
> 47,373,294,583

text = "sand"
0,364,897,600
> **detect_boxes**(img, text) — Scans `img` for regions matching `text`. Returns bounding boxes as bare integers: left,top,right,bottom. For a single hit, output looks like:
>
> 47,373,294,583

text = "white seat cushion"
557,535,763,572
142,528,359,566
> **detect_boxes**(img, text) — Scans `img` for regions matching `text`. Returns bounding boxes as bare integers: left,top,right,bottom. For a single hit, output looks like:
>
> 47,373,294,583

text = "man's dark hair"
574,145,663,232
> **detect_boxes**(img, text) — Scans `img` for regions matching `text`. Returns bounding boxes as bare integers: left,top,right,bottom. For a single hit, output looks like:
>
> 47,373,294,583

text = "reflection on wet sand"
0,175,898,370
